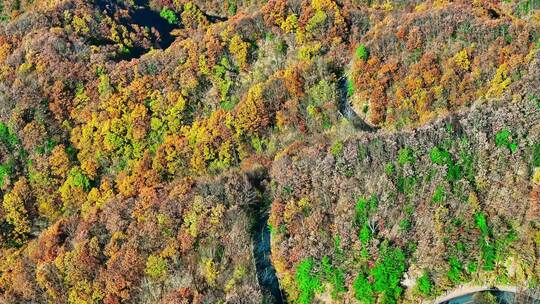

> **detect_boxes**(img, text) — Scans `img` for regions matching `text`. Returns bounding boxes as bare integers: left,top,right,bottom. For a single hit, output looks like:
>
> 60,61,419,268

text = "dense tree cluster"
270,97,540,303
0,172,262,303
349,1,540,127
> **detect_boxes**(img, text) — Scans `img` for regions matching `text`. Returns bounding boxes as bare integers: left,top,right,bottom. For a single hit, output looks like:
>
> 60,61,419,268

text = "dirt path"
431,285,518,304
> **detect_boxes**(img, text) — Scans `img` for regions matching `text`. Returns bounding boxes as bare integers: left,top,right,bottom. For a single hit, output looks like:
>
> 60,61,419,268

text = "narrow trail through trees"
337,75,377,132
253,213,285,304
248,173,285,304
436,286,540,304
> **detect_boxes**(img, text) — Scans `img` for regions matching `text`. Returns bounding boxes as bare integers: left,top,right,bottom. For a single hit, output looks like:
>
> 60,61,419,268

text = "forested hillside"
0,0,539,303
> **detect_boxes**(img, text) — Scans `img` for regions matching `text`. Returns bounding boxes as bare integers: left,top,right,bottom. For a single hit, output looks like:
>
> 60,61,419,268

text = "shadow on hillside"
95,0,180,60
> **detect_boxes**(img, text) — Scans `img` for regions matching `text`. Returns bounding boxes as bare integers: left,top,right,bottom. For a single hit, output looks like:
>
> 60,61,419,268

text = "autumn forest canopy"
0,0,540,303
